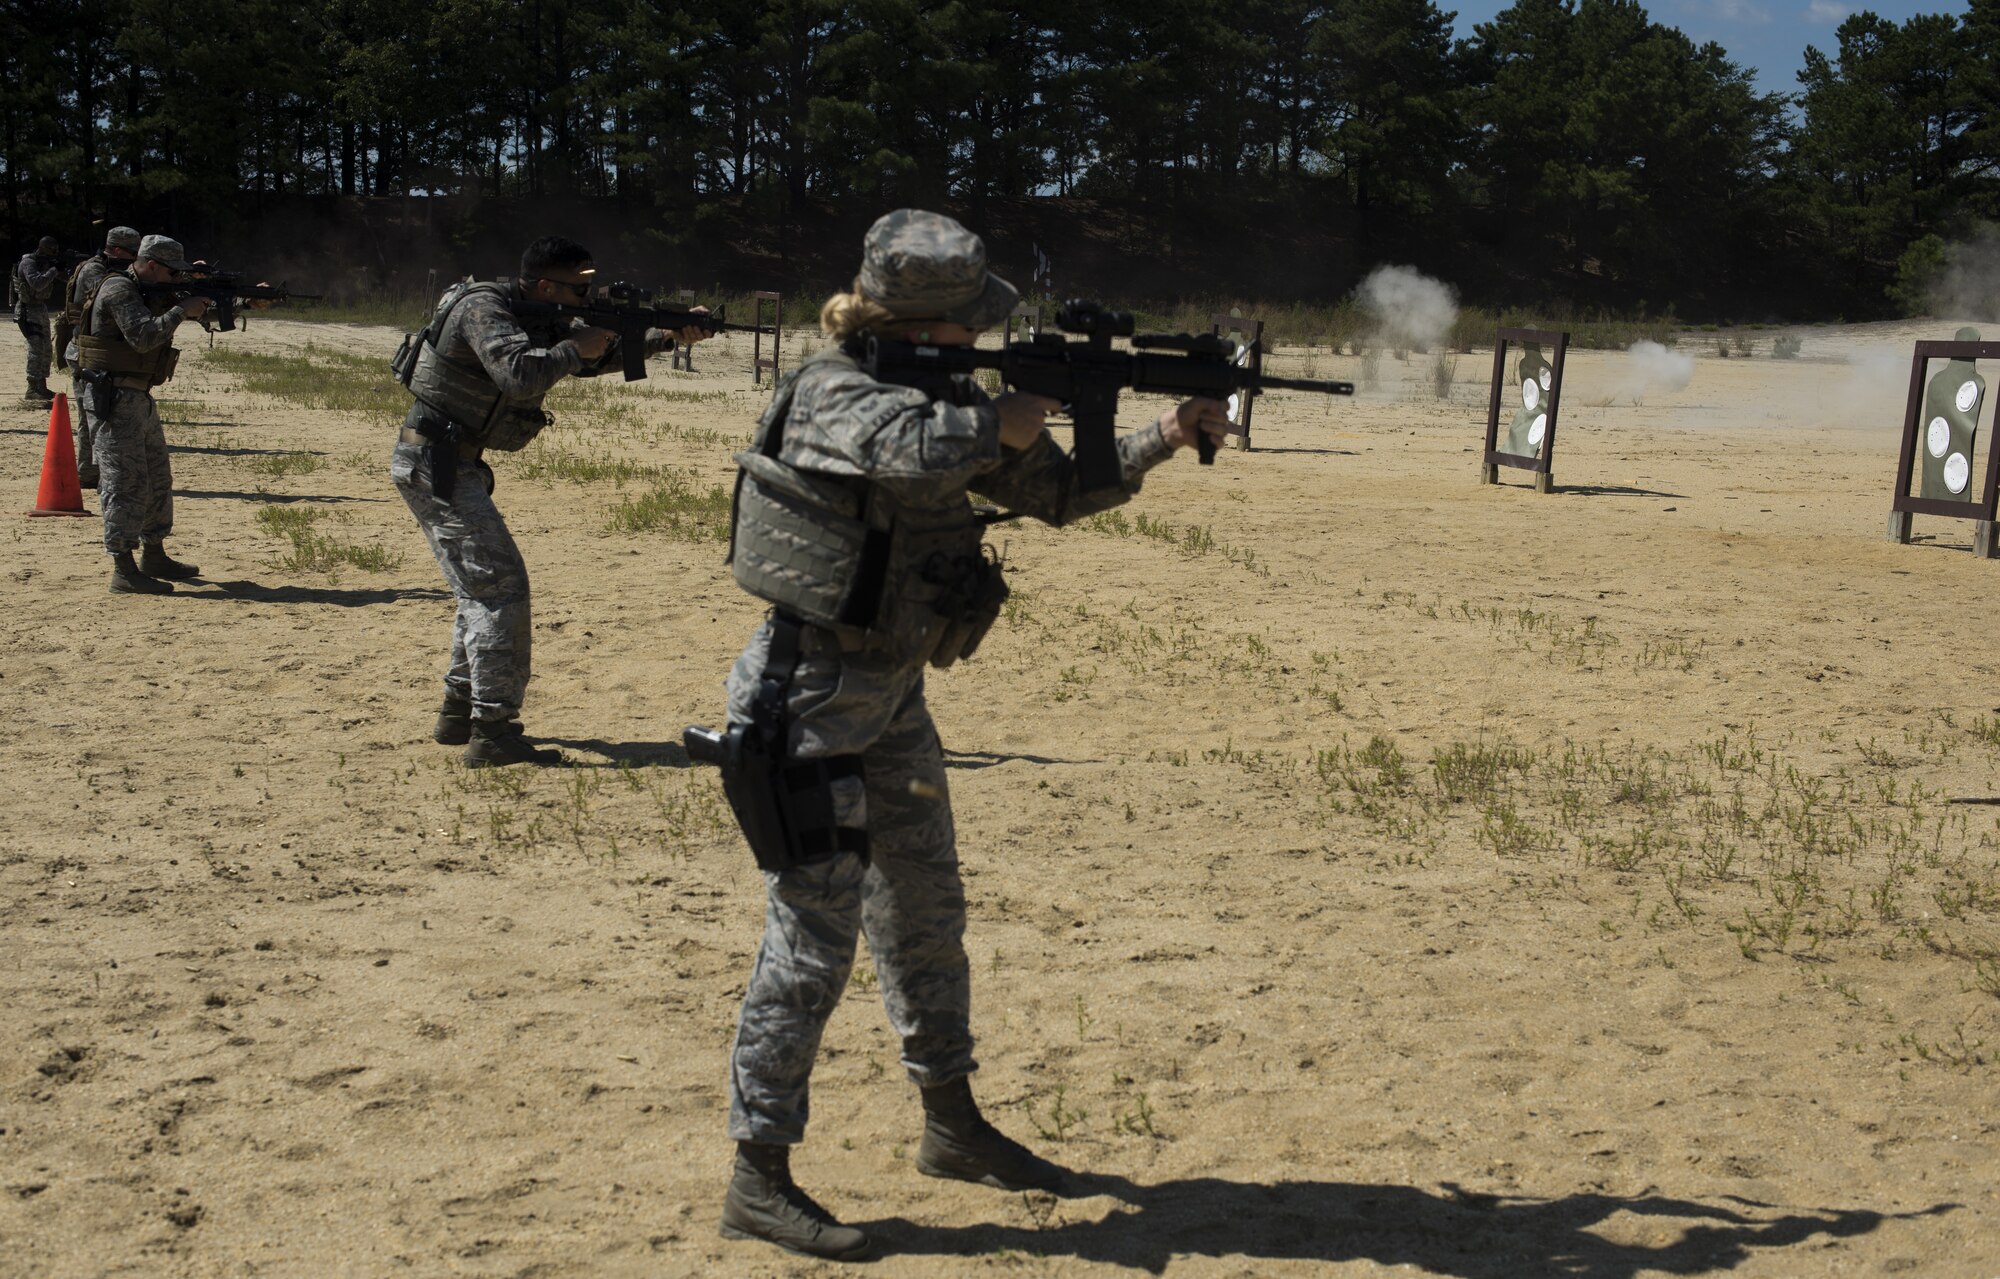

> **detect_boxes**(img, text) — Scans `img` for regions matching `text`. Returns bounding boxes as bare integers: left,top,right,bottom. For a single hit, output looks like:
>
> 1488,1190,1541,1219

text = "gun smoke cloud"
1357,265,1459,352
1618,340,1696,404
1922,225,2000,321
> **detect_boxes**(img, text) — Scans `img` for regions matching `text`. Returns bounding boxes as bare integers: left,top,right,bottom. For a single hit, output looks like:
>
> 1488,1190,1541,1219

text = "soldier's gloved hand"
180,294,213,321
569,326,616,361
994,391,1061,450
1158,396,1234,451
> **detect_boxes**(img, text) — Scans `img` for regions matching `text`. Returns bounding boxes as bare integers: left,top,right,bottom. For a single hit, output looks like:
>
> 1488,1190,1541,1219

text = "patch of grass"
206,342,405,413
604,471,733,541
255,505,402,578
507,441,662,486
242,450,324,478
1081,508,1270,577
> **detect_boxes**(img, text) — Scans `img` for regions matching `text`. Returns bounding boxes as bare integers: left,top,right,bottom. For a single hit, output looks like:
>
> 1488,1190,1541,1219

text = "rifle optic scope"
1056,300,1135,338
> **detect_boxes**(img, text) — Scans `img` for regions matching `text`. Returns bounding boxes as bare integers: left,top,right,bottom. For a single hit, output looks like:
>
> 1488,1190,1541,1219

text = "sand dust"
1,318,1995,1276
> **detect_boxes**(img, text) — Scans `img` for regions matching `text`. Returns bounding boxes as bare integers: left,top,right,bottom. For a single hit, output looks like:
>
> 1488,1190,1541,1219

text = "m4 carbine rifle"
511,282,769,381
137,272,320,331
861,300,1356,491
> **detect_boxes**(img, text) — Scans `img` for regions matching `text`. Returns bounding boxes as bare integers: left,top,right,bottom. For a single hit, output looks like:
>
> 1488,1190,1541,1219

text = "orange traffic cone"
27,393,91,518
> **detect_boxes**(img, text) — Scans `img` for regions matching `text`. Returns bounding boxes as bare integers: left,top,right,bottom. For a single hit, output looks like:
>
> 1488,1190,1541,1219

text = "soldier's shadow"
1553,483,1688,498
174,488,381,504
868,1174,1949,1275
168,441,302,457
540,737,692,768
944,748,1095,768
179,578,448,607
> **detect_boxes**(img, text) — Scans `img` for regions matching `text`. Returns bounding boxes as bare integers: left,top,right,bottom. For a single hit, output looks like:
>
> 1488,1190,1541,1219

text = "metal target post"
1887,335,2000,556
1481,327,1569,493
752,291,783,385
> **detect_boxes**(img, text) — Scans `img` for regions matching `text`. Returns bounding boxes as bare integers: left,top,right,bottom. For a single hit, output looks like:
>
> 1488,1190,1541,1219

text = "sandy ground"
1,315,1996,1278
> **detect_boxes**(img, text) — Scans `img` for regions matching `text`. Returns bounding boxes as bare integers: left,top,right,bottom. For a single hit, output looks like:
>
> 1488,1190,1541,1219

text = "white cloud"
1806,0,1849,23
1709,0,1773,23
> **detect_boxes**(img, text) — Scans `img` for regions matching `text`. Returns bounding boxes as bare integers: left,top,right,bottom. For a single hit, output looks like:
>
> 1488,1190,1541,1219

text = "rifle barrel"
1256,374,1356,396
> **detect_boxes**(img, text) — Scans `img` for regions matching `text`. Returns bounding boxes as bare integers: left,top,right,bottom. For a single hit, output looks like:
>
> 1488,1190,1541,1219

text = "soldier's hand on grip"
1159,396,1234,451
678,304,712,347
569,325,616,361
994,391,1061,450
179,293,212,320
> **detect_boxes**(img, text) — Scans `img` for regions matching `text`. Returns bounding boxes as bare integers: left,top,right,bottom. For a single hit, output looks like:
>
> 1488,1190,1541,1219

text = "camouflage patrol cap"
104,226,140,252
137,234,195,272
857,209,1018,327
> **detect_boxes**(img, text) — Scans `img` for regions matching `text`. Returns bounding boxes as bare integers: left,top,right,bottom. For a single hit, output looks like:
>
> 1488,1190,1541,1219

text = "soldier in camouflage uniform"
74,235,209,595
392,235,708,768
712,209,1232,1261
60,226,141,487
12,235,63,404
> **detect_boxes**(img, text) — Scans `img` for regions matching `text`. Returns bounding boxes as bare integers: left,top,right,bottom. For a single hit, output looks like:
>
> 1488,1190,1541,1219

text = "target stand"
1481,327,1569,493
1006,303,1042,343
1211,312,1265,451
670,289,699,372
752,291,783,385
1887,331,2000,556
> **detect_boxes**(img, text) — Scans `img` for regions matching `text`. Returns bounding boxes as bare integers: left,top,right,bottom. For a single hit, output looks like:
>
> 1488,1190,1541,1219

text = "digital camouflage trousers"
391,440,531,722
723,619,975,1145
96,389,172,553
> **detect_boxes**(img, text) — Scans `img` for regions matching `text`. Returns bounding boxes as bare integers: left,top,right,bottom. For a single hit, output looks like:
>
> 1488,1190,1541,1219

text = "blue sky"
1446,0,1974,98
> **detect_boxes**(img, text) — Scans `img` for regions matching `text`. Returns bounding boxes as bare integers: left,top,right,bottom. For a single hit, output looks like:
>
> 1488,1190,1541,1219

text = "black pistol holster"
684,612,868,874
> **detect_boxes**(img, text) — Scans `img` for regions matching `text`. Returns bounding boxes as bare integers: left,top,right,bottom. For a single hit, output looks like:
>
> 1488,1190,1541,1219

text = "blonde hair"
818,280,900,340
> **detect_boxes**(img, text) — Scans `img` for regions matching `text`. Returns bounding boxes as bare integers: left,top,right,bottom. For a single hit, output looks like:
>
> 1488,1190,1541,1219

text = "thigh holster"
685,613,867,874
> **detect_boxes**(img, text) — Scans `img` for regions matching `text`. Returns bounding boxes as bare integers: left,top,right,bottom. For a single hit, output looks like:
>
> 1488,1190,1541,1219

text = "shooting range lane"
0,316,1993,1276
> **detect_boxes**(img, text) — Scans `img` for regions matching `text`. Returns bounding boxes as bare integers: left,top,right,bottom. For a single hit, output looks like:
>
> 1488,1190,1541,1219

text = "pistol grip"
1197,432,1217,466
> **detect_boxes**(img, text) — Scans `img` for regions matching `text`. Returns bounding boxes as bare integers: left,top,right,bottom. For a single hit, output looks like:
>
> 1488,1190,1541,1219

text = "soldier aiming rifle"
509,281,765,381
134,271,319,330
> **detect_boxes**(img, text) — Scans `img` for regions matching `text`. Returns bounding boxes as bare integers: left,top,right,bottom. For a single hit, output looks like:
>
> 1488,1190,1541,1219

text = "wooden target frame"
1005,302,1042,343
670,289,699,372
1481,327,1569,494
1210,313,1265,451
1887,337,2000,557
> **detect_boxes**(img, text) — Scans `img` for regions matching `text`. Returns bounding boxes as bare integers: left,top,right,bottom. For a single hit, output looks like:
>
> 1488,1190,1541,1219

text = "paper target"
1226,392,1241,421
1945,451,1971,494
1958,380,1981,414
1538,367,1553,391
1528,414,1547,448
1522,379,1540,410
1928,417,1951,458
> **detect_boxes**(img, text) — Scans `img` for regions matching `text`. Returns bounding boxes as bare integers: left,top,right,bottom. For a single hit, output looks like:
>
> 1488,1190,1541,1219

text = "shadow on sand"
178,578,446,607
166,439,296,456
174,488,382,505
541,737,693,768
1552,483,1690,499
869,1174,1952,1276
1241,445,1360,456
944,748,1096,769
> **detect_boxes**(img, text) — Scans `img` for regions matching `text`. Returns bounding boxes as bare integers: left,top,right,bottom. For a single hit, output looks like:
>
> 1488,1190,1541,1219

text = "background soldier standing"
391,235,707,768
73,234,209,594
59,226,141,487
11,235,63,404
709,209,1232,1261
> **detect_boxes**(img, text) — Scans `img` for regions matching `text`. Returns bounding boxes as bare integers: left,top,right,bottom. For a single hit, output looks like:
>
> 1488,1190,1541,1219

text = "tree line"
2,0,1994,318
